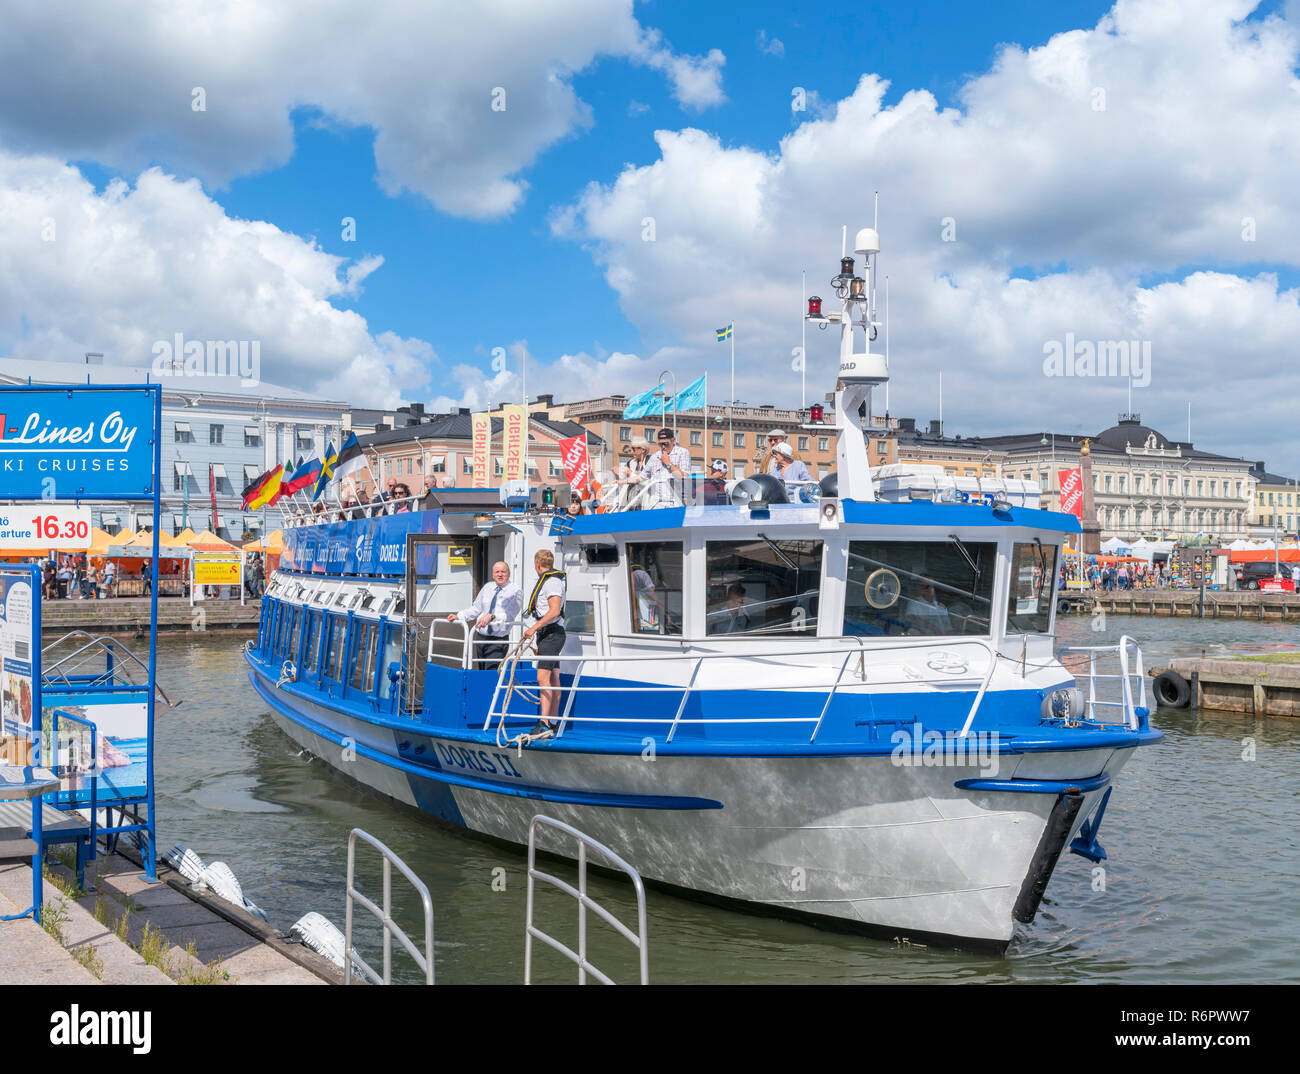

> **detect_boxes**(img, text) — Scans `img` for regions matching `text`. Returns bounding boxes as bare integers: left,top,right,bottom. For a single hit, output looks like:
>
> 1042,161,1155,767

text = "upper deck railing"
1058,636,1148,730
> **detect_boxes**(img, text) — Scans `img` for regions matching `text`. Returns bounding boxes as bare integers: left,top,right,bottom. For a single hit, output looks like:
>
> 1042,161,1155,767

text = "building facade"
1247,463,1299,537
0,357,347,540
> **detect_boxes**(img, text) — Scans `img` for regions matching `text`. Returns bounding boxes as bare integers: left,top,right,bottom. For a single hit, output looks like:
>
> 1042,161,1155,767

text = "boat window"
326,616,346,681
362,624,380,694
844,540,996,636
565,600,594,633
378,625,402,699
626,542,683,635
350,622,371,691
705,539,822,636
287,608,301,659
1007,541,1058,633
303,611,320,673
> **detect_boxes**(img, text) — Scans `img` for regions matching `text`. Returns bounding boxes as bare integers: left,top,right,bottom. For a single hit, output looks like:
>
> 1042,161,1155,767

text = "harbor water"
150,616,1299,984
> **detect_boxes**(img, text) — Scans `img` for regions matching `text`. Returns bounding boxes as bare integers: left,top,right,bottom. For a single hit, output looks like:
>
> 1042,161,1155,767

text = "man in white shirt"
642,428,692,506
446,561,522,670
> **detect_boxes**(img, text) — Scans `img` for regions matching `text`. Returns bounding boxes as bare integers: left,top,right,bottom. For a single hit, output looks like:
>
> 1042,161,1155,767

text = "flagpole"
801,271,806,411
730,321,735,475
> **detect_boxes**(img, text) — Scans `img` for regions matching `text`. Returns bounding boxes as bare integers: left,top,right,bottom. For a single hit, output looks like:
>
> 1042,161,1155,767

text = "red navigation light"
809,404,825,423
839,257,855,279
807,295,822,317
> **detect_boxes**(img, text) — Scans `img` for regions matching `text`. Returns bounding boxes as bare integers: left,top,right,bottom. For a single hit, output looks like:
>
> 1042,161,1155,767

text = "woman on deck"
523,549,566,737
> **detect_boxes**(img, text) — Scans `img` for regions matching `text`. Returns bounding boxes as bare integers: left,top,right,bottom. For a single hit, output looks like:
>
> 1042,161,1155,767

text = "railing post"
665,658,704,743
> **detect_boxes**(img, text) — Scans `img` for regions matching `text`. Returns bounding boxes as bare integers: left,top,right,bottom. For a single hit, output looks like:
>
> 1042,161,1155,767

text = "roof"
357,412,604,449
0,357,347,407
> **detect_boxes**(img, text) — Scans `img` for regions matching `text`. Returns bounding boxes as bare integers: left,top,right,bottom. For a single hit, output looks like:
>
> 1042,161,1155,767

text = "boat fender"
162,844,206,884
1152,670,1191,709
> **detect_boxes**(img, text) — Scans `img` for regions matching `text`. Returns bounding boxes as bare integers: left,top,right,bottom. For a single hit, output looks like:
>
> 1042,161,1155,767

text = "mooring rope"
494,635,550,753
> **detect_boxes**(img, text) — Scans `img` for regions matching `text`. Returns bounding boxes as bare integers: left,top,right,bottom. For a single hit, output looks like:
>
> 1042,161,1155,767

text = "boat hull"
250,662,1124,951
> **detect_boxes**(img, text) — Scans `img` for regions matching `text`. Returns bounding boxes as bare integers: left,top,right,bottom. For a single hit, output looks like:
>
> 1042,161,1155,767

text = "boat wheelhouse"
244,225,1160,952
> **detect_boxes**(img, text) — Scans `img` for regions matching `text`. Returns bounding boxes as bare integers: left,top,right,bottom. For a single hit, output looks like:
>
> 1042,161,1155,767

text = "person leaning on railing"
445,561,522,671
770,441,812,493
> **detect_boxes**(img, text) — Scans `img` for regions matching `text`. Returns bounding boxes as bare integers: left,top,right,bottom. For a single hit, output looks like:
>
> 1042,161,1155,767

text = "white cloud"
0,0,726,220
757,30,785,57
553,0,1300,461
0,151,432,407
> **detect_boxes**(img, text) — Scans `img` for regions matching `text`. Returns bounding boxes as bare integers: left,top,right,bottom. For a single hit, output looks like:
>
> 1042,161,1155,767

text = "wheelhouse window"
844,540,996,636
705,539,821,635
1007,541,1059,634
627,542,683,635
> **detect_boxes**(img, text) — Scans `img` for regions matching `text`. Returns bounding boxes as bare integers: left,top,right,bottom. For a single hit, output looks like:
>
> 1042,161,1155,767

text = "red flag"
558,434,592,495
1058,467,1084,519
209,464,219,531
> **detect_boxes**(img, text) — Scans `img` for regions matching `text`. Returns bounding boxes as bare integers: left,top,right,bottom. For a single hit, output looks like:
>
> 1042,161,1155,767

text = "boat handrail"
525,815,648,985
41,631,177,707
487,637,1000,742
1058,635,1147,730
344,827,435,985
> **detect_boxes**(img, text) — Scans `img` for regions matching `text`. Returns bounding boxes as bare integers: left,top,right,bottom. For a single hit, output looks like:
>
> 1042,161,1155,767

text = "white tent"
1100,537,1130,554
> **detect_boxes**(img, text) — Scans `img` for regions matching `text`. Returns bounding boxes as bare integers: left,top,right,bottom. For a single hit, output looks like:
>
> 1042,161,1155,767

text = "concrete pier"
1154,657,1300,718
39,596,260,634
1062,589,1300,620
0,849,337,985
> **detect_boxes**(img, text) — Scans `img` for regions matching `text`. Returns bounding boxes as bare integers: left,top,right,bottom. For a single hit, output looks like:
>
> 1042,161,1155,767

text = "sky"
0,0,1298,469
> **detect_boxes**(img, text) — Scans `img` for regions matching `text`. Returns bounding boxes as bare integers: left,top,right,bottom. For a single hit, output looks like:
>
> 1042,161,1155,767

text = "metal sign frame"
0,382,162,880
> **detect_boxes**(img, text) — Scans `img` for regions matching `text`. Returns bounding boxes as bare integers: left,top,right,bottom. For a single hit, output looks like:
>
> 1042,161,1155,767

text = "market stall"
106,530,192,596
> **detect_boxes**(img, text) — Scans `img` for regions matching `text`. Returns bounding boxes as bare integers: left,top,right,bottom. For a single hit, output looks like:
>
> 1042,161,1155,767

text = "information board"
0,566,39,766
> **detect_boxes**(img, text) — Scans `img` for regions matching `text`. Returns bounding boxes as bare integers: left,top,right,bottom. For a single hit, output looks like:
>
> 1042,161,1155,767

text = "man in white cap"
703,459,729,505
771,441,813,493
759,429,787,475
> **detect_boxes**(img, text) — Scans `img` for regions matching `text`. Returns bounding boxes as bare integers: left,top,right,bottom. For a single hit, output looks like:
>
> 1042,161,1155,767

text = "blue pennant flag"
669,374,706,413
621,385,661,420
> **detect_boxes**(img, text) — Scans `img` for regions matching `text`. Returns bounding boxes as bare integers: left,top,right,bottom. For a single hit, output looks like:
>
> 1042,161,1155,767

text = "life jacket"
528,569,566,621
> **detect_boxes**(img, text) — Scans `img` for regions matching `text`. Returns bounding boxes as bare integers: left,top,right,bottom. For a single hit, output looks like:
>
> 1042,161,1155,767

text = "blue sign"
283,513,439,577
0,387,156,499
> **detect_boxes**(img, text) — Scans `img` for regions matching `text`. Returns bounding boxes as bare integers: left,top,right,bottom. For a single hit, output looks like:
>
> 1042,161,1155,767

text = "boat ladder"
344,827,435,985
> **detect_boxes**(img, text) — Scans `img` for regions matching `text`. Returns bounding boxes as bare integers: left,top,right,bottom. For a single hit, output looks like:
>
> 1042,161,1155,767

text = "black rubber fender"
1152,670,1191,709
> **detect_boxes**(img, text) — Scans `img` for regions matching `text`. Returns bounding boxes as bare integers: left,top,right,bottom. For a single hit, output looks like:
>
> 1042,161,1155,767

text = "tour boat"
244,226,1160,952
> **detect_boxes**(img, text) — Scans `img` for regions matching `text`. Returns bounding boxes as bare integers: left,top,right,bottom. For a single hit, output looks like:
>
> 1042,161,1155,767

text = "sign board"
501,404,526,484
1057,468,1084,519
42,691,150,805
471,412,491,489
194,558,241,584
0,388,156,499
0,505,92,551
0,566,39,767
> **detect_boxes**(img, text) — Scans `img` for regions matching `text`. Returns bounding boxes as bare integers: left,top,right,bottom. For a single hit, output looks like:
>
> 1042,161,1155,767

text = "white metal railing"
429,617,527,668
486,637,1000,743
344,828,435,985
1058,635,1148,730
525,815,648,985
600,474,821,512
285,493,427,527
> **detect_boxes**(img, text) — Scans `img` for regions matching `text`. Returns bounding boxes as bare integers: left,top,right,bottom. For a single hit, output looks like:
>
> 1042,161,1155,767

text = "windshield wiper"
948,534,981,580
755,532,799,572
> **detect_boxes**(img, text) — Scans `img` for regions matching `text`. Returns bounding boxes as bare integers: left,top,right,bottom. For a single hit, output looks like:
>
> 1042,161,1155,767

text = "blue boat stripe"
247,669,723,812
954,773,1112,794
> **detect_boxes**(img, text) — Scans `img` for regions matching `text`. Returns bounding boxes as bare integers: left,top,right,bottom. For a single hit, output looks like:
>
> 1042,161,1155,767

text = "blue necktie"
488,587,500,615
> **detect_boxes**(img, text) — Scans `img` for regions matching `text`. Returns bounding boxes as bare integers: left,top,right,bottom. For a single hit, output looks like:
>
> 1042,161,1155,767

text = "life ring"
1152,670,1191,709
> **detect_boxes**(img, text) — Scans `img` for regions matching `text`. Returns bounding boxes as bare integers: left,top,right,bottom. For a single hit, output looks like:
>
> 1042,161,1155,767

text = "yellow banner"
471,412,491,489
502,404,527,484
194,559,241,584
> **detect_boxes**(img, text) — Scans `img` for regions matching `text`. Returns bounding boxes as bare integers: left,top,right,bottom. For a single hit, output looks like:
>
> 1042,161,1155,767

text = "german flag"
241,467,274,509
249,465,283,511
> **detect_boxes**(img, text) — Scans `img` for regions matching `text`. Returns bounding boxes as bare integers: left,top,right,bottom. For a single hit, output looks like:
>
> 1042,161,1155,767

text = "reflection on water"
149,616,1300,984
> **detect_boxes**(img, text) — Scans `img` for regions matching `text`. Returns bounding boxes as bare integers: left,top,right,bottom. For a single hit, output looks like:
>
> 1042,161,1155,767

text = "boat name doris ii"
245,223,1160,953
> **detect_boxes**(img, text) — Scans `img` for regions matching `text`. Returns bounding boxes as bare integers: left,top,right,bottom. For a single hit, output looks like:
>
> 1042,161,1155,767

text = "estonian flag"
312,442,338,500
334,432,366,483
716,324,732,342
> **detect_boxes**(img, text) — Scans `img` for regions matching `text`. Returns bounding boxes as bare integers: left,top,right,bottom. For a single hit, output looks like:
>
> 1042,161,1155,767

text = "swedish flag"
312,441,338,500
716,324,733,342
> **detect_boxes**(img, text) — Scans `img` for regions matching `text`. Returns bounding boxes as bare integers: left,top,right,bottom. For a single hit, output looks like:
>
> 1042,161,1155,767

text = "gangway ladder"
344,828,435,985
525,815,649,985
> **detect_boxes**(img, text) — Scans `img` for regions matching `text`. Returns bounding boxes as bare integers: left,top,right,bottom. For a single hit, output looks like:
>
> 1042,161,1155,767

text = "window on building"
244,425,260,448
463,457,474,475
689,430,702,446
1268,492,1275,505
712,432,724,448
734,433,745,449
1007,542,1059,634
1104,474,1112,492
627,542,683,635
296,428,314,452
1236,481,1243,498
963,468,976,477
1134,475,1143,493
493,458,503,476
798,436,809,452
845,540,996,637
172,461,192,492
207,423,223,445
644,427,655,441
818,437,829,453
619,426,631,442
1118,475,1126,492
705,539,822,636
173,421,193,443
1040,471,1050,487
1209,480,1216,497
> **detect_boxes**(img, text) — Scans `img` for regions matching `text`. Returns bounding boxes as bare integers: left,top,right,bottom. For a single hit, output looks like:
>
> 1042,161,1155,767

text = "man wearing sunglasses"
642,428,691,506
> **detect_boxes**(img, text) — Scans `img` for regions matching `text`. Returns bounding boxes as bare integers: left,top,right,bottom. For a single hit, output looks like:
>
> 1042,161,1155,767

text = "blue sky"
2,0,1299,464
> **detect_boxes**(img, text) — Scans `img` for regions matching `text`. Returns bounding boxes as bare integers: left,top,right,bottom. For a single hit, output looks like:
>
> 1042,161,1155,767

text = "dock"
1061,589,1300,620
39,596,261,634
0,848,338,985
1153,657,1300,718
